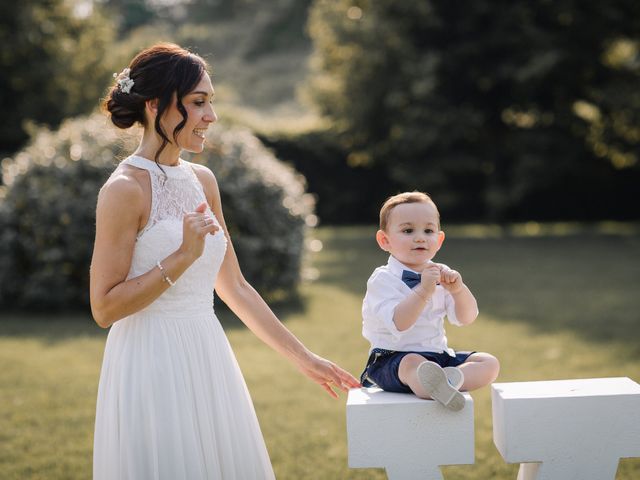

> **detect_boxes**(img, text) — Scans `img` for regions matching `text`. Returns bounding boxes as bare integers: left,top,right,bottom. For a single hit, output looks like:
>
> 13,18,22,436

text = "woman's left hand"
297,352,361,398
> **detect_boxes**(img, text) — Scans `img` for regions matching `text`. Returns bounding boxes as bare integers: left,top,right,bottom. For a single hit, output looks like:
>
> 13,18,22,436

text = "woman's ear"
376,229,390,252
144,98,159,120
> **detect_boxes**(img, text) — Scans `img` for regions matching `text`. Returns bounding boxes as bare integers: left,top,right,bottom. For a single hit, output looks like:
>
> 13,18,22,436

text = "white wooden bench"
492,377,640,479
346,387,474,479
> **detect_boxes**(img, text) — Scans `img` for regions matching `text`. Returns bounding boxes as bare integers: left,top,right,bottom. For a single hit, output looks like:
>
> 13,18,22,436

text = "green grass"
1,225,640,479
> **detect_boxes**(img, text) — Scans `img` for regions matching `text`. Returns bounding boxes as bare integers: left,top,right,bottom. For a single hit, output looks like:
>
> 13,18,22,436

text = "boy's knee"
400,353,426,367
398,354,426,378
486,354,500,380
467,352,500,380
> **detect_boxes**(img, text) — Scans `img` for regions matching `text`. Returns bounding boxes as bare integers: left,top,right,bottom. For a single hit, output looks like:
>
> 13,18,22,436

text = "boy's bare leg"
458,352,500,391
398,353,436,398
398,353,431,399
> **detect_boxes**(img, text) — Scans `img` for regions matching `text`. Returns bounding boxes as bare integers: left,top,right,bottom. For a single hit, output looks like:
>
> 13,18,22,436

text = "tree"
0,0,115,154
98,0,158,33
307,0,640,221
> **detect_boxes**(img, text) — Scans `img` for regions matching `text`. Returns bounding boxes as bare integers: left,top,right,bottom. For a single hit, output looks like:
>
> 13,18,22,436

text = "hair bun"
103,87,144,129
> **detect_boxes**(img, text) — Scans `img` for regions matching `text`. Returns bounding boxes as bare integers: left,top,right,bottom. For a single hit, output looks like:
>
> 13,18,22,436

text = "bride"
90,42,359,480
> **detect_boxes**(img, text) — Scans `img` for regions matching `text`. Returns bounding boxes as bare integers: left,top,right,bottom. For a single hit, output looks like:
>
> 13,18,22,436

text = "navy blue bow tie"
401,270,421,288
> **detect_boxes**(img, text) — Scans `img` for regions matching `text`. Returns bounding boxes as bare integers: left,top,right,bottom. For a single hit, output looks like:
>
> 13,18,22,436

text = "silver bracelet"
156,261,175,287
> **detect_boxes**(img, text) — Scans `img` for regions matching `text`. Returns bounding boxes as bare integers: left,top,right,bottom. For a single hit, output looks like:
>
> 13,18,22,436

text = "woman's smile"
193,128,207,139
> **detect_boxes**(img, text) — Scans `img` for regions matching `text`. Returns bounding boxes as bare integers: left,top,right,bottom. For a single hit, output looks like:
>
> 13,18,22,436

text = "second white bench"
492,377,640,480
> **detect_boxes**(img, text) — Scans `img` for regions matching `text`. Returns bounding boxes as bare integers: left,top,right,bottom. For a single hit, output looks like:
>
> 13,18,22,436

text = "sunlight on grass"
1,225,639,479
442,220,640,239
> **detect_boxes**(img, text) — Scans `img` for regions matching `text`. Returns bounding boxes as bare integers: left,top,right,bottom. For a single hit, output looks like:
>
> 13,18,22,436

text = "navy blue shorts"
360,349,475,394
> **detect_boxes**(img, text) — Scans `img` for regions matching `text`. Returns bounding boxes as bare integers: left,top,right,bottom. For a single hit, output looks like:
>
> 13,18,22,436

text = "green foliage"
259,128,396,224
0,0,115,153
0,114,314,310
0,115,135,309
307,0,640,221
0,162,113,310
172,0,313,110
100,0,159,34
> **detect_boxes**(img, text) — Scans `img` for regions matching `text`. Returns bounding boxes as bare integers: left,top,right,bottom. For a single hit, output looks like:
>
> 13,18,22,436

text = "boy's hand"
439,266,463,294
418,264,441,296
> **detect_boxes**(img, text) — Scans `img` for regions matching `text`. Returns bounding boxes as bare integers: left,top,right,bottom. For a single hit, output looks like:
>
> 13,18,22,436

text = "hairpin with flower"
113,68,134,94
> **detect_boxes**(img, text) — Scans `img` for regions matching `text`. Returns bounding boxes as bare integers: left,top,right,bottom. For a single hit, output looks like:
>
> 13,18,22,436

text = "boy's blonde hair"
379,191,440,231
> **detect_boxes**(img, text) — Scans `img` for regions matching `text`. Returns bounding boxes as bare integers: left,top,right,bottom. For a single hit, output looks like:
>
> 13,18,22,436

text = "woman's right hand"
295,351,361,398
179,202,219,261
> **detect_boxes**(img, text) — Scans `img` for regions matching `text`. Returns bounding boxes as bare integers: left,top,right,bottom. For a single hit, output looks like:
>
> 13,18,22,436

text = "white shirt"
362,255,462,354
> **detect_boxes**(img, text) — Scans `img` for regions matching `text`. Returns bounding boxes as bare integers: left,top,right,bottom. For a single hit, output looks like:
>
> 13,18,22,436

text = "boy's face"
376,201,445,271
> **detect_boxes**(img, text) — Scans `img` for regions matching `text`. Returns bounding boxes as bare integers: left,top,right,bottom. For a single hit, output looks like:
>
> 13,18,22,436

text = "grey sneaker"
443,366,464,390
417,361,466,411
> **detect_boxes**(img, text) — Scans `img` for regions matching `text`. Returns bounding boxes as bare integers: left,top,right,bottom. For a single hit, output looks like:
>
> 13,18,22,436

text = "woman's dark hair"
103,43,208,163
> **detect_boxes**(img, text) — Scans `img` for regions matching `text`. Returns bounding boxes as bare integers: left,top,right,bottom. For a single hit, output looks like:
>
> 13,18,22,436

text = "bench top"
348,387,473,406
493,377,640,399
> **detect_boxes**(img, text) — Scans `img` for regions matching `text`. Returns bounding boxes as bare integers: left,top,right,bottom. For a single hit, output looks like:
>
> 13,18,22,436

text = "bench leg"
516,463,538,480
516,457,620,480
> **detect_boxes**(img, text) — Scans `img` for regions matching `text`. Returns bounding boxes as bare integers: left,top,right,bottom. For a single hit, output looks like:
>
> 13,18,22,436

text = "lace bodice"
120,155,227,318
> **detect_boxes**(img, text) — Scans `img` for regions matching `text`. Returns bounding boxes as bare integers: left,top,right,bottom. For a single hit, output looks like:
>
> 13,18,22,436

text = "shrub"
0,113,315,311
0,162,114,309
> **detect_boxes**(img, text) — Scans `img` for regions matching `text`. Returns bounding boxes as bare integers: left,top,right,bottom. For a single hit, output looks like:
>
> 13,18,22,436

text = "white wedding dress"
93,155,275,480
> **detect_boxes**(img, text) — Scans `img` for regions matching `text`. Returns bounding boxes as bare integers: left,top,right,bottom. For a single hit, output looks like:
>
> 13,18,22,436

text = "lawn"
1,225,639,479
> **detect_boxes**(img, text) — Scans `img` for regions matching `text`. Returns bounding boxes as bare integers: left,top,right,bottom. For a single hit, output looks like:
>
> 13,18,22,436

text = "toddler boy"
360,192,500,410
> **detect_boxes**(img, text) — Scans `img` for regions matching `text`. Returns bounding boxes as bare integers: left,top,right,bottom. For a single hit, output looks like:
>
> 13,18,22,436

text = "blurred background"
0,0,639,478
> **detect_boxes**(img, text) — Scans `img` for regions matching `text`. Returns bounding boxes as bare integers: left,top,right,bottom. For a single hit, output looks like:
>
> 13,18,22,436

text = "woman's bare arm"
193,165,360,396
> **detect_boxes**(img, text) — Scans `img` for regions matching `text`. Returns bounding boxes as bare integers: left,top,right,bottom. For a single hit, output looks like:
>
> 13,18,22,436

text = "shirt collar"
387,255,432,277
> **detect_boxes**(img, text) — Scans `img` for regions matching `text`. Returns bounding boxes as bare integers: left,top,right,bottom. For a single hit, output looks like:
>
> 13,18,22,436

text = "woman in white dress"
90,43,360,480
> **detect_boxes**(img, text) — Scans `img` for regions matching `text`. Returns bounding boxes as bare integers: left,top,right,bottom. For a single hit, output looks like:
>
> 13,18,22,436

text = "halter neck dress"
93,155,275,480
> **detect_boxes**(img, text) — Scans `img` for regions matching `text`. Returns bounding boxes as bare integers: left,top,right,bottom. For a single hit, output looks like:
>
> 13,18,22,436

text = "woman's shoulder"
188,161,219,194
188,161,217,181
97,164,146,209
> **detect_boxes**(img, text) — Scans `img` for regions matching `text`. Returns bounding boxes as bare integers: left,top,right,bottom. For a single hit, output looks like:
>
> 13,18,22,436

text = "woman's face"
161,72,217,153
